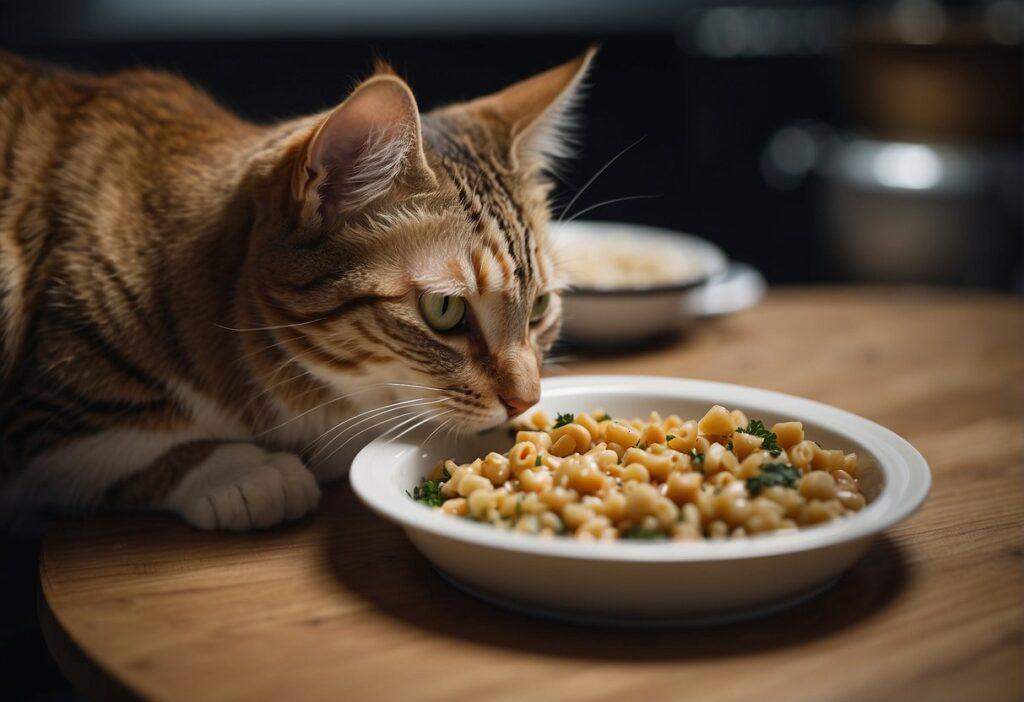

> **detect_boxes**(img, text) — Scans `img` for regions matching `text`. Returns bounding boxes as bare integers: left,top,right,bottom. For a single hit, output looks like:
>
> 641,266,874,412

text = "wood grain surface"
39,287,1024,702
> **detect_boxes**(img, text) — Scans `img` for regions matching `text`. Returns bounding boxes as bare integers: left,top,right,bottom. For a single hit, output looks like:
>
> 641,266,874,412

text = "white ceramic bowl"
350,376,930,626
550,221,765,345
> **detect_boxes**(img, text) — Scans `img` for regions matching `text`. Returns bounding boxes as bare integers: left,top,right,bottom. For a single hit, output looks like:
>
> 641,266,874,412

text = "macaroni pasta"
411,406,868,541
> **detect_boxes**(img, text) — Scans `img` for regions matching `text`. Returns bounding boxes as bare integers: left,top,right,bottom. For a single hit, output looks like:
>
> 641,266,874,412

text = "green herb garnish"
595,412,611,422
666,434,676,442
534,455,543,467
514,493,524,519
553,412,575,429
736,419,781,455
690,449,705,474
411,477,449,507
623,525,668,540
746,463,800,496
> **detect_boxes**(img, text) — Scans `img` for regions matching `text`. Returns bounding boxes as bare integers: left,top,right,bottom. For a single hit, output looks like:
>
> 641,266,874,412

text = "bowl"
350,375,930,626
549,221,765,345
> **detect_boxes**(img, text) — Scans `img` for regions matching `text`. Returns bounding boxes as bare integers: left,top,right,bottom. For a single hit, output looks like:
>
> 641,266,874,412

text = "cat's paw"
166,444,321,531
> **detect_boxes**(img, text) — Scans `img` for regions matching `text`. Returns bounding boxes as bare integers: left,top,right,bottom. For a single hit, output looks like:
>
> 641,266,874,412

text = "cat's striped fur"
0,48,592,529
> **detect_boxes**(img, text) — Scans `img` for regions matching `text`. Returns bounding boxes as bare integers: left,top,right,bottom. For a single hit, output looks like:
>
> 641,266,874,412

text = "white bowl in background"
550,221,765,345
350,376,930,626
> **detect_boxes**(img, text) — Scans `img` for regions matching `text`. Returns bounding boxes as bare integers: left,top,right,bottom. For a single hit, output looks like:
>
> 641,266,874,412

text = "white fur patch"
164,444,320,531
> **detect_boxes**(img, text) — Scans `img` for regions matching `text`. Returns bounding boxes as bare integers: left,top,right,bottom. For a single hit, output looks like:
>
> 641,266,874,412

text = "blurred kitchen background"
3,0,1022,292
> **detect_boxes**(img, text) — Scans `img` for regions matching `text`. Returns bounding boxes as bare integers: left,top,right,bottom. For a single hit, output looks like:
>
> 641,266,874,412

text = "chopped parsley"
736,419,781,455
666,434,676,442
595,412,611,422
534,455,543,467
623,525,668,540
690,449,704,465
410,477,449,507
746,463,800,495
514,494,524,519
553,412,575,429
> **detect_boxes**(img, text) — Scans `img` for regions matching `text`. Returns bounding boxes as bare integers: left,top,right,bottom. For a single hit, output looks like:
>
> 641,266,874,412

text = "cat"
0,47,593,530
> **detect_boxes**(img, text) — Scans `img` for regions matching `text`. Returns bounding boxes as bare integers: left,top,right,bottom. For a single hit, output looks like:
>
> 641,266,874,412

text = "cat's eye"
419,293,466,332
530,293,550,323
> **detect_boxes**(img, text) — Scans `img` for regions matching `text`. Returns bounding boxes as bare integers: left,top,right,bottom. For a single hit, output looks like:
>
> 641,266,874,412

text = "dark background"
0,1,1021,699
5,0,1019,291
0,22,834,285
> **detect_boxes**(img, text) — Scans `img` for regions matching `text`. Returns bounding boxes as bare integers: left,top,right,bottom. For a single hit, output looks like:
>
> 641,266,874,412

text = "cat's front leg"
109,441,321,531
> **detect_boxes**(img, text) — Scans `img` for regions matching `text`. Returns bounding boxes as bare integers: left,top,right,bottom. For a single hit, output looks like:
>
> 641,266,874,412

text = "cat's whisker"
445,420,459,445
558,136,645,223
379,382,449,393
318,406,453,466
307,397,447,458
265,381,447,436
305,396,437,450
218,319,323,333
420,415,456,449
235,333,302,365
312,408,422,467
380,408,455,448
563,193,662,224
302,399,419,456
257,391,350,437
240,364,310,421
453,420,469,447
257,381,405,438
395,412,457,459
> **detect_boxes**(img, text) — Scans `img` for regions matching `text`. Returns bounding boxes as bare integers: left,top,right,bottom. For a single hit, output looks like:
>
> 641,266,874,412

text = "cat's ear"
466,47,596,171
292,75,436,218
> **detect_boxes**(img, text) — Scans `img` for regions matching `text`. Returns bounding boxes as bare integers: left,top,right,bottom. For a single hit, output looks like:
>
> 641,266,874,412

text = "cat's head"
248,50,594,430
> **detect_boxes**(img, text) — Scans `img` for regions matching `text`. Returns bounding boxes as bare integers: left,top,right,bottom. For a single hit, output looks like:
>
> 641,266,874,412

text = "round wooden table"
39,288,1024,702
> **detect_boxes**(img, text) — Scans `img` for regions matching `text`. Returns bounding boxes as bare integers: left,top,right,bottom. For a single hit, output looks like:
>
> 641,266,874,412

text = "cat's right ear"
292,75,436,220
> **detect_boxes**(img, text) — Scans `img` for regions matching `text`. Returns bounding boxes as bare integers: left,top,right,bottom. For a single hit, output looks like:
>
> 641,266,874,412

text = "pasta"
410,406,869,541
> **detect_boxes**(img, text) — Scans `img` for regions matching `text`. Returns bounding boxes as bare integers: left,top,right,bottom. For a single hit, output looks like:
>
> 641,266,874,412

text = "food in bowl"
557,230,706,289
410,405,867,541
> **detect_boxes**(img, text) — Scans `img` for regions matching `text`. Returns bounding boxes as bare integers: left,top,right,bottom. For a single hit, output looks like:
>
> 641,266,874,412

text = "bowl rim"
550,220,729,296
350,375,931,563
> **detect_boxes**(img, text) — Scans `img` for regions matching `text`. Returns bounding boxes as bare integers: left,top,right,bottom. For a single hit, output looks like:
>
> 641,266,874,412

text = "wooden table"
39,287,1024,702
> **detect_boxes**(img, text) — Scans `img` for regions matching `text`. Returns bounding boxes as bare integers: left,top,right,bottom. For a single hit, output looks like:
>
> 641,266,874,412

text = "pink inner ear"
306,79,419,212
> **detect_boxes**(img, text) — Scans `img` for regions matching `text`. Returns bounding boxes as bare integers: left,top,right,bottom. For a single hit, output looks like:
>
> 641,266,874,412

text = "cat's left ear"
465,46,596,172
293,74,436,219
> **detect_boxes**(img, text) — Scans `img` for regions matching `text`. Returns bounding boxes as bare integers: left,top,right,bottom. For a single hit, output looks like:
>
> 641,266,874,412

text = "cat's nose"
499,394,537,418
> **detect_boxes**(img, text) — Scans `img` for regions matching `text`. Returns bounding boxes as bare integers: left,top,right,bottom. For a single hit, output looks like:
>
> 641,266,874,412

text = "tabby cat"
0,48,593,530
